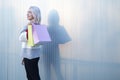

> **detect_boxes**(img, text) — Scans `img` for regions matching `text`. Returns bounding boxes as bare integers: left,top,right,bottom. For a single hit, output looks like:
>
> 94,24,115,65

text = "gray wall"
0,0,120,80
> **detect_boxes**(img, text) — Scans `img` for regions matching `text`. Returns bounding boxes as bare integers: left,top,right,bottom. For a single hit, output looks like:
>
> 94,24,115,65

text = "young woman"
19,6,41,80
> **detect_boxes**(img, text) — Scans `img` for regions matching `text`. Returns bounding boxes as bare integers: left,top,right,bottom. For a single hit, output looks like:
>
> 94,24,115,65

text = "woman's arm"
19,26,28,42
19,31,27,42
20,26,27,33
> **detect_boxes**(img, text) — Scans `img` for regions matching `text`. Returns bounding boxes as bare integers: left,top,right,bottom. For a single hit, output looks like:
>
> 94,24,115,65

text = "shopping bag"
27,25,34,46
32,24,51,45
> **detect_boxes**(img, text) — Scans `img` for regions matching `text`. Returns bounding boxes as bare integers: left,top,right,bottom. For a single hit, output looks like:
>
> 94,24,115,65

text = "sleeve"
19,26,28,42
20,26,27,33
19,31,27,42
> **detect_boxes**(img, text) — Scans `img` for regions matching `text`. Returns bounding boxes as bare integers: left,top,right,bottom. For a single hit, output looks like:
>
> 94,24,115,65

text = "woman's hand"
21,59,24,65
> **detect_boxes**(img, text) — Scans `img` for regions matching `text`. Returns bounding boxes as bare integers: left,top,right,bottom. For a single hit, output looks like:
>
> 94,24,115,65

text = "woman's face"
27,10,34,21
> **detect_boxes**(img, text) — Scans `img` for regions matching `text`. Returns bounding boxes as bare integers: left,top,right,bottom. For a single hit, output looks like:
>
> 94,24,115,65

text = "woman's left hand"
21,59,24,65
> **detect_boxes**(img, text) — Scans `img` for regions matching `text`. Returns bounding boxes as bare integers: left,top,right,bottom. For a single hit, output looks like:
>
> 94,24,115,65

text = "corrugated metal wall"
0,0,120,80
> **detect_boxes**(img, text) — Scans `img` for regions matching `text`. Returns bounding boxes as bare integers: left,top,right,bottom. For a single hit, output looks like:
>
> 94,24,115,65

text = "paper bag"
27,25,34,46
32,24,51,45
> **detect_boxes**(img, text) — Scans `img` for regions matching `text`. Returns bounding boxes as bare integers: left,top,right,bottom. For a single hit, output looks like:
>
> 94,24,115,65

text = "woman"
19,6,41,80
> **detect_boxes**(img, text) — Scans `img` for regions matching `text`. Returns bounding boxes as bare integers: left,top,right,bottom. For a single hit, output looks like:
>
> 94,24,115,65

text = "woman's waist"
21,42,41,49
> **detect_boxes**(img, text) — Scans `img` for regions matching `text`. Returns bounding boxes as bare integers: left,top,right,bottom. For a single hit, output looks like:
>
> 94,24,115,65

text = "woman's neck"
30,19,35,23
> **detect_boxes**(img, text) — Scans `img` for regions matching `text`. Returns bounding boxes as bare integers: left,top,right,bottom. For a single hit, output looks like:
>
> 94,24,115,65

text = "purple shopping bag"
32,24,51,45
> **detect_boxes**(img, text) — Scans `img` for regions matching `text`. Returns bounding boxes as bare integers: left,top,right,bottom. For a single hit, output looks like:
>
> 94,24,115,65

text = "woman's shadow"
42,9,71,80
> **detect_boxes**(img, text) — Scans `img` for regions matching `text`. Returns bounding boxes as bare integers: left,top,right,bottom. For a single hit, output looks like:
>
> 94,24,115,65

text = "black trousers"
23,57,41,80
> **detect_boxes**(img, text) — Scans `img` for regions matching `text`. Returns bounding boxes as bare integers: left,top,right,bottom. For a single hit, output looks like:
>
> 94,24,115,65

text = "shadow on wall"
41,9,71,80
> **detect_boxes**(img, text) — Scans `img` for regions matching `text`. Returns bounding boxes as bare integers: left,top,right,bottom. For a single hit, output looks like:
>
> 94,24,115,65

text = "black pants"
23,57,41,80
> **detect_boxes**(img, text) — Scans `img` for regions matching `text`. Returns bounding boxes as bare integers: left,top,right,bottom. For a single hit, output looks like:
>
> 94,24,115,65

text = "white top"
19,28,41,59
